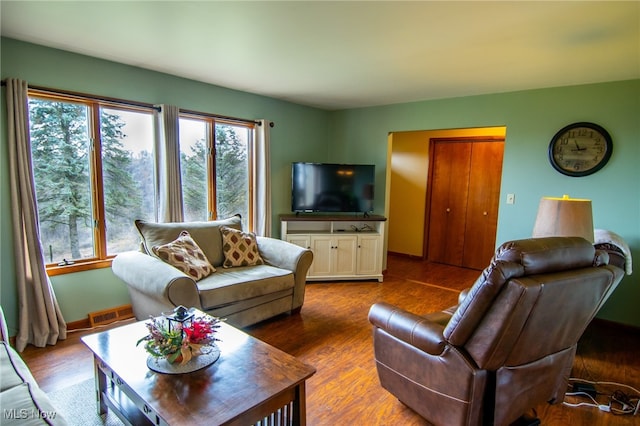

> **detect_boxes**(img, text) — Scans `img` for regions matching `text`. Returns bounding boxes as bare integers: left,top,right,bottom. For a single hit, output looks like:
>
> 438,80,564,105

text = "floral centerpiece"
137,308,221,365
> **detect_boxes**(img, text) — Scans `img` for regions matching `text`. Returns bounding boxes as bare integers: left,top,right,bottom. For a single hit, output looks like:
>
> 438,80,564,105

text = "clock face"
548,122,613,177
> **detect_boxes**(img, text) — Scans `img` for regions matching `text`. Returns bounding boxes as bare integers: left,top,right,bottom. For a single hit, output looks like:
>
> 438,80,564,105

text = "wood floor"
20,256,640,425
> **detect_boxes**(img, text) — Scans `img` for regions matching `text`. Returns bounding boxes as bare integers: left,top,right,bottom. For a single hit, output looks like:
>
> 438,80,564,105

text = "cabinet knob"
446,208,451,213
483,211,488,216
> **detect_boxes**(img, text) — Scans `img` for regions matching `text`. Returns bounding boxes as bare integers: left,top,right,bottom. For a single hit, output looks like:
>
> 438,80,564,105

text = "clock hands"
571,140,586,152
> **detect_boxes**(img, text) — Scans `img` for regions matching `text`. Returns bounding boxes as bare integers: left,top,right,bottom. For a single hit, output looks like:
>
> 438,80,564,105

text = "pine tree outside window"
28,92,155,274
179,115,252,230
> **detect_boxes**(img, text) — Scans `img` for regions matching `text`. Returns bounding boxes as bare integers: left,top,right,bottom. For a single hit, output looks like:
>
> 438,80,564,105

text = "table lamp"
532,194,594,243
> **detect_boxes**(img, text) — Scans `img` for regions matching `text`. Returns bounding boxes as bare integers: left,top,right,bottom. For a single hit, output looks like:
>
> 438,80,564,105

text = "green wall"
1,37,639,336
0,38,329,334
329,80,640,326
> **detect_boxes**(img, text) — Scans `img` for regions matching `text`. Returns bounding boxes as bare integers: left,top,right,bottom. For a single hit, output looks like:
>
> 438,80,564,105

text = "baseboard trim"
591,317,640,334
66,318,91,331
387,251,424,260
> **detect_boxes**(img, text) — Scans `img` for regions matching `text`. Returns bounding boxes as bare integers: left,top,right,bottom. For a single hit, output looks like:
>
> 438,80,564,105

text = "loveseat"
112,215,313,327
0,306,67,425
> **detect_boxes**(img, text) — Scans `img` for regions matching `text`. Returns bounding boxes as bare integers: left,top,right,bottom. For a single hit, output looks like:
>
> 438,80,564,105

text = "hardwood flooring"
20,255,640,425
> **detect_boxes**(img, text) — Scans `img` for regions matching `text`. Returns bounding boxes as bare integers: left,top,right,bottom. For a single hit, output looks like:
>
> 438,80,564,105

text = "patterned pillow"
220,226,265,268
135,215,242,266
152,231,215,280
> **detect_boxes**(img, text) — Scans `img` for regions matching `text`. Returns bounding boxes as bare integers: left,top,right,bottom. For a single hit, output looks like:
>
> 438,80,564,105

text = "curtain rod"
179,107,273,127
11,82,161,111
1,80,273,127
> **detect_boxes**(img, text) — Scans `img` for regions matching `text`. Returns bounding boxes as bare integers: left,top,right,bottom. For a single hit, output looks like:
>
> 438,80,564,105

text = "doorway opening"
386,126,506,270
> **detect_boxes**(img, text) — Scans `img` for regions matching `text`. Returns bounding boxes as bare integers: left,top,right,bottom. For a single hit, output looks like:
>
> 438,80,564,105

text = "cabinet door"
357,234,381,276
462,142,504,270
309,236,333,276
286,235,310,250
286,235,311,278
333,236,357,276
427,141,472,266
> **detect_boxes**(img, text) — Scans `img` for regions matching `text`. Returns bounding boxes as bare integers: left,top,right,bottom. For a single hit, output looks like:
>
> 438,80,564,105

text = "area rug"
47,379,123,426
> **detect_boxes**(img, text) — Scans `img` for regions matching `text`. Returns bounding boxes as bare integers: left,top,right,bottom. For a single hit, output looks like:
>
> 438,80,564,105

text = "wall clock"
548,122,613,177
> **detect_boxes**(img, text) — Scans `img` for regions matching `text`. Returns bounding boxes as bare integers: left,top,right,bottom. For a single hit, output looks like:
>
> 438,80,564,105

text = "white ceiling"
1,1,638,110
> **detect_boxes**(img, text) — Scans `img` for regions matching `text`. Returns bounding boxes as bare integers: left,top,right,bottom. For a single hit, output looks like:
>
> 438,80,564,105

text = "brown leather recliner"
369,237,625,426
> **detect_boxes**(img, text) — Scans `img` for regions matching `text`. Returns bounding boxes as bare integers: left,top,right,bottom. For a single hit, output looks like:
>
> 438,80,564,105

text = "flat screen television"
291,162,375,213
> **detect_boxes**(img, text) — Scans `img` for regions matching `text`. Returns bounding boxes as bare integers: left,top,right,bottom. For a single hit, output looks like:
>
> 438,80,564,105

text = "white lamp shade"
532,195,594,243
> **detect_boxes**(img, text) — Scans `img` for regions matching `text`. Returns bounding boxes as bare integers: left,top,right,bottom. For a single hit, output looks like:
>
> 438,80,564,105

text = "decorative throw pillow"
152,231,215,280
220,226,265,268
135,215,243,266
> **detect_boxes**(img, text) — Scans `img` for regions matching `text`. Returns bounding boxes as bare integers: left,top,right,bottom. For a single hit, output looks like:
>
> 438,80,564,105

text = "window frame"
28,90,156,276
179,113,255,229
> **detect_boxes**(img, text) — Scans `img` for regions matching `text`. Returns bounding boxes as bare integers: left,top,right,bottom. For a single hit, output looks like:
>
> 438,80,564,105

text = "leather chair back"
369,237,625,425
444,237,623,424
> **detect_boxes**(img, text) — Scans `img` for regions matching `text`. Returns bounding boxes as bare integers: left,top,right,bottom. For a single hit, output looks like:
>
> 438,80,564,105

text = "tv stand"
280,214,386,282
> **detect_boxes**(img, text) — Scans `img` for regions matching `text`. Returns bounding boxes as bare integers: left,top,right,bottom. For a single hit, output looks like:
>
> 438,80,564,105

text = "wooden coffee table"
81,314,315,425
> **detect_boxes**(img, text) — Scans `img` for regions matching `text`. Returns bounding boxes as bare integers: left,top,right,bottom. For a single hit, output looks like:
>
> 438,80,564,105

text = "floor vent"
88,304,134,327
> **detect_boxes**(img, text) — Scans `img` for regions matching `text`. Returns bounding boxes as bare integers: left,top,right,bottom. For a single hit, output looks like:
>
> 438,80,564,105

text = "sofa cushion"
220,226,265,268
1,342,37,392
135,215,242,267
197,265,294,310
152,231,215,281
0,342,65,425
0,383,62,425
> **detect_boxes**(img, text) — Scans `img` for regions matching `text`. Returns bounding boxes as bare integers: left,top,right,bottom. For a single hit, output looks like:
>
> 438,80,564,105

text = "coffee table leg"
93,356,107,416
293,382,307,426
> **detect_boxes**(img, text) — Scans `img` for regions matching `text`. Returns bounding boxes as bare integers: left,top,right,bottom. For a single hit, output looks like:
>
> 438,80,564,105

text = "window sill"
46,259,113,276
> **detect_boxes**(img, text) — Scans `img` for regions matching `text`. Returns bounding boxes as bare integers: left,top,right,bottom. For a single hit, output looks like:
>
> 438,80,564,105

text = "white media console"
280,214,386,282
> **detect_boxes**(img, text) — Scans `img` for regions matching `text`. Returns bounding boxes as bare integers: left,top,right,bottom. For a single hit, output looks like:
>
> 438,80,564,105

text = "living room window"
179,115,253,230
28,91,156,274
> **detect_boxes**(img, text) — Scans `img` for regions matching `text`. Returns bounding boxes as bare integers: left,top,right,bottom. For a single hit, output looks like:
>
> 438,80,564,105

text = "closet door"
462,142,504,270
427,141,472,266
426,138,504,270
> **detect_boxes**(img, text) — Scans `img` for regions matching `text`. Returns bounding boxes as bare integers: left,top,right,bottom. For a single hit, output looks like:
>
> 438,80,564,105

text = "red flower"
183,317,219,344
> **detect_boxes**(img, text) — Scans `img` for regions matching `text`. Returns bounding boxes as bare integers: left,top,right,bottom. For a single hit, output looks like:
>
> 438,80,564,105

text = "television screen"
292,163,375,213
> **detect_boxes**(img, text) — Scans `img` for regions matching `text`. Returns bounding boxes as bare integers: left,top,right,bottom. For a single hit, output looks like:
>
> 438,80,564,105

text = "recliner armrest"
458,288,470,304
368,302,446,356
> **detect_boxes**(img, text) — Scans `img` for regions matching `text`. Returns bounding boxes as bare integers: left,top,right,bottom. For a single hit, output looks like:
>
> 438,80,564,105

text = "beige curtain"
253,120,272,236
154,104,184,222
5,78,66,352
